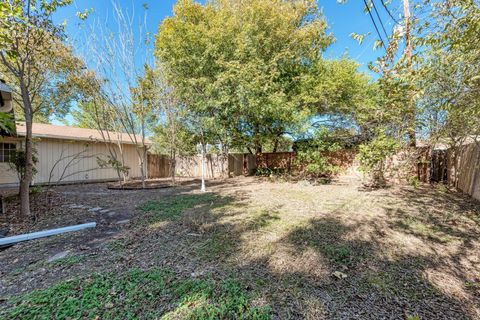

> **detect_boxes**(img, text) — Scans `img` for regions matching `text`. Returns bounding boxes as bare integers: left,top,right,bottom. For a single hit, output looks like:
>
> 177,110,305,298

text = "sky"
52,0,405,126
54,0,405,74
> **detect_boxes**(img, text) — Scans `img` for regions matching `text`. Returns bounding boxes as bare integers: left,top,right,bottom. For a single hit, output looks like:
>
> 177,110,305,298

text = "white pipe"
0,222,96,246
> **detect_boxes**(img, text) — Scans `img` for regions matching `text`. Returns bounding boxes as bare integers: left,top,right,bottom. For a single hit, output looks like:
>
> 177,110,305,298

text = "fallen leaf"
332,271,347,279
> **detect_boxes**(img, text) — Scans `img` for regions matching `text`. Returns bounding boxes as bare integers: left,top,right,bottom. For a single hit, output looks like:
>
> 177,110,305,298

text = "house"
0,122,151,187
0,81,14,137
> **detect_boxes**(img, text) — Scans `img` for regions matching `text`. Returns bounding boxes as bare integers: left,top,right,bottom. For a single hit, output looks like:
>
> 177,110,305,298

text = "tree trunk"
222,143,229,178
201,142,206,192
170,113,176,186
140,146,146,189
19,79,33,217
272,138,279,153
403,0,416,147
171,148,176,186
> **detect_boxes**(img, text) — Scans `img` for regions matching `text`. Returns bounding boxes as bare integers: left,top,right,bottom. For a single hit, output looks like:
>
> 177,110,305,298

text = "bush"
8,148,38,181
295,128,341,181
357,131,399,186
254,167,285,177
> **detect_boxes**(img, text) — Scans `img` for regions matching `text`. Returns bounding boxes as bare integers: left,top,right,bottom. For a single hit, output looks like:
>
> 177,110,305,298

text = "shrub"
295,128,341,181
254,167,285,177
8,148,39,181
357,131,399,186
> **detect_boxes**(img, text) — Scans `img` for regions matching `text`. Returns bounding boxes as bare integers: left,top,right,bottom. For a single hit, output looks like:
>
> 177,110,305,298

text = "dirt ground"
0,174,479,319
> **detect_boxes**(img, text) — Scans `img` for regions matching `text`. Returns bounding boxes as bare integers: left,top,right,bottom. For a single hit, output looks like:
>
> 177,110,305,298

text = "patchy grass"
395,215,458,243
197,228,238,261
2,177,480,319
138,193,219,223
1,269,270,320
247,209,281,230
322,244,352,265
49,255,84,267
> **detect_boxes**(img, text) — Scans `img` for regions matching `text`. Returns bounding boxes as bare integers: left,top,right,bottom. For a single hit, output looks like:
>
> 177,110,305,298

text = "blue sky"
54,0,404,75
52,1,404,126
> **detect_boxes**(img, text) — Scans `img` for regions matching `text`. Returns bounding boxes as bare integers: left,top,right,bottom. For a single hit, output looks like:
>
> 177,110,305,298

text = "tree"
416,0,480,186
76,2,158,188
0,0,85,216
155,0,335,155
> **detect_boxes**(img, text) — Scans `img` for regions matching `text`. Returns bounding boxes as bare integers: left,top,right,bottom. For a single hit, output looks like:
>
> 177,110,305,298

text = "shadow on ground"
1,178,480,319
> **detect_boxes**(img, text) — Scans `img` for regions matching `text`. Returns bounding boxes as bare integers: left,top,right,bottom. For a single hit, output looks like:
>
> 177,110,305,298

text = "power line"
380,0,400,23
362,0,386,48
371,0,389,39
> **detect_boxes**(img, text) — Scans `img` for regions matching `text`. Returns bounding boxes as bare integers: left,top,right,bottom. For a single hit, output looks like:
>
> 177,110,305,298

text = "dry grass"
1,175,480,319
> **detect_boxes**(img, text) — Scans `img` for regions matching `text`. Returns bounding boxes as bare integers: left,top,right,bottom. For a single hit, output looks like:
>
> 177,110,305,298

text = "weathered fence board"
430,150,448,183
147,154,170,179
447,143,480,201
425,143,480,201
148,154,241,179
256,152,294,171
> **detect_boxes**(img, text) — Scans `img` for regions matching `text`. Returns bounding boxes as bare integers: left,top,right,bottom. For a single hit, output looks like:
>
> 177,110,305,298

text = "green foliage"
152,122,197,156
295,128,341,180
8,148,39,180
416,1,480,146
197,230,238,261
407,176,421,188
358,135,398,186
29,185,42,194
254,167,285,177
2,268,271,319
69,101,111,130
96,156,130,177
323,244,352,265
155,0,345,152
357,131,399,185
139,193,219,223
0,113,15,136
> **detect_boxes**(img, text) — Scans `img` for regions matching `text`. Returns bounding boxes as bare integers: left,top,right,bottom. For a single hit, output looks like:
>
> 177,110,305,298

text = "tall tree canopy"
155,0,368,153
0,0,87,216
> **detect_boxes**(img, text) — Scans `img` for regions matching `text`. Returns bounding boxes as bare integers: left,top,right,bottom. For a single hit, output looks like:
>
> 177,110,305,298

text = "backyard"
1,174,479,319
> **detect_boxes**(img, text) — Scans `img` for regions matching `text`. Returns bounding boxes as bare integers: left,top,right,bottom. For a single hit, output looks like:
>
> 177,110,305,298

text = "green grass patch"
247,209,281,231
197,229,238,261
49,255,84,267
357,262,437,302
138,193,219,224
322,244,352,265
396,217,456,243
1,268,271,320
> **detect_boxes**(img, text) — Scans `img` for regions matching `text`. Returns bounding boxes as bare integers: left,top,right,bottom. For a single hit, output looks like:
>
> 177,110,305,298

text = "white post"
201,142,206,192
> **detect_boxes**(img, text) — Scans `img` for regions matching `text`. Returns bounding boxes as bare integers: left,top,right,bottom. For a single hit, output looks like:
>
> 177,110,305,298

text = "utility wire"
380,0,400,23
371,0,390,40
362,0,386,48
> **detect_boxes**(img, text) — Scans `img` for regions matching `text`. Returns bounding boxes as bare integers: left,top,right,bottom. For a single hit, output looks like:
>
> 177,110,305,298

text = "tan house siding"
0,137,21,185
0,162,18,185
0,138,144,186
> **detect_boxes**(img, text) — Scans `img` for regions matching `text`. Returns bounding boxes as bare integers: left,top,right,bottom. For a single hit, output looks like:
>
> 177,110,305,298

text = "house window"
0,143,16,162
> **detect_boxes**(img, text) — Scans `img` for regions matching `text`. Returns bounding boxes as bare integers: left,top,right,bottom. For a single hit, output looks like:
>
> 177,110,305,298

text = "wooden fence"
147,154,170,178
447,143,480,201
147,153,252,179
430,149,448,183
148,151,357,179
256,150,357,172
419,143,480,201
256,152,295,171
